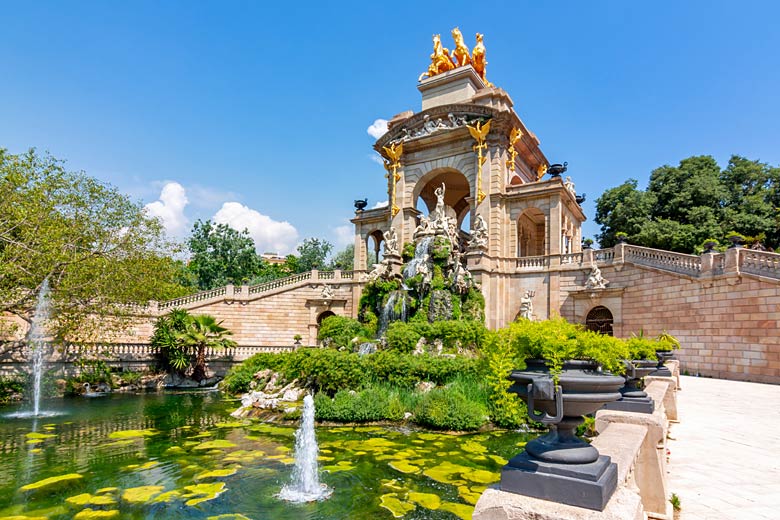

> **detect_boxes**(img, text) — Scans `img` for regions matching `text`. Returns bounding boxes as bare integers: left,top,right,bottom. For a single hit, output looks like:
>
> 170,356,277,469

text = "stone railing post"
700,251,714,276
334,269,342,280
241,283,250,303
724,247,740,275
311,269,319,281
613,242,625,265
225,284,234,300
582,248,594,265
148,301,159,316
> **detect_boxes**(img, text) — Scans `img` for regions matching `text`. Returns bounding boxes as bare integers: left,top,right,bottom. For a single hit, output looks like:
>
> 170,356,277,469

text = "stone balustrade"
474,360,680,520
740,248,780,279
624,245,702,276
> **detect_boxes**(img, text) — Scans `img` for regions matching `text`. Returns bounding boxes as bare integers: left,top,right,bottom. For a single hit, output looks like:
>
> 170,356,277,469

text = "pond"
0,391,531,519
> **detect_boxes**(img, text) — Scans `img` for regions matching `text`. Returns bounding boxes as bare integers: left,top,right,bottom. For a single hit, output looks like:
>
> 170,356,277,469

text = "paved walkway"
668,375,780,519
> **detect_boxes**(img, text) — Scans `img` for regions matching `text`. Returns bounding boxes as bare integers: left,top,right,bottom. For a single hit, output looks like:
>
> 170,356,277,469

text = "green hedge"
222,348,479,395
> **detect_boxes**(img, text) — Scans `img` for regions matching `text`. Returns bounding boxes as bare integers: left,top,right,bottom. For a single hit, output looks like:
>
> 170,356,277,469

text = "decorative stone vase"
650,349,675,377
727,235,743,249
548,162,567,178
603,359,657,413
500,359,625,510
703,241,718,254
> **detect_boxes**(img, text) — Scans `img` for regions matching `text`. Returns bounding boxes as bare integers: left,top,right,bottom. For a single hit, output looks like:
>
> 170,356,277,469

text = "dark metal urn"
603,359,657,414
501,359,625,510
548,162,568,178
354,198,368,211
649,350,675,377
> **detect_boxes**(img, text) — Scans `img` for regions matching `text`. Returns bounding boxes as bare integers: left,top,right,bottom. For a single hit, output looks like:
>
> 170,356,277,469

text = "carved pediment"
377,104,495,150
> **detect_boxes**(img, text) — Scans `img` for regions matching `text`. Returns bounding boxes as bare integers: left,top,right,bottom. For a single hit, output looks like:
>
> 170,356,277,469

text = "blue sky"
2,1,779,253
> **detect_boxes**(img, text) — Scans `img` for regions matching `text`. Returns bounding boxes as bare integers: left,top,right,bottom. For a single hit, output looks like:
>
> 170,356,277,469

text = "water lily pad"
121,485,165,503
422,462,474,486
388,460,420,474
194,467,238,480
207,515,251,520
2,516,47,520
66,493,117,506
123,461,159,471
73,509,120,519
193,440,236,451
96,488,118,495
224,450,265,463
380,479,406,492
322,460,356,472
379,494,415,518
462,468,498,484
409,491,441,510
102,439,135,447
152,490,182,503
29,448,42,454
107,429,158,440
182,482,226,506
25,432,55,440
488,454,508,465
20,473,83,492
165,446,186,455
440,501,474,520
25,439,45,445
461,440,487,454
457,485,482,505
214,422,245,428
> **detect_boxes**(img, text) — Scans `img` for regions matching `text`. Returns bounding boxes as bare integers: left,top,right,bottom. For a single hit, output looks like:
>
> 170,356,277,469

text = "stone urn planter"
500,359,625,510
603,359,657,413
650,349,675,377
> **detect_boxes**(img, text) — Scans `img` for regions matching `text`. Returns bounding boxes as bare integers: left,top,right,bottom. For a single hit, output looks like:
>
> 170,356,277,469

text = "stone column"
724,247,741,275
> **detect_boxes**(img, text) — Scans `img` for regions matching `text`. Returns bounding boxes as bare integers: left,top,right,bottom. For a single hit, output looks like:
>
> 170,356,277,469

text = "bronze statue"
419,34,456,81
450,27,471,68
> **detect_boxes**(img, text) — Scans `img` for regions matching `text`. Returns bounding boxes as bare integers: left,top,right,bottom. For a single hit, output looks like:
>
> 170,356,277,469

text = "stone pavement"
668,375,780,519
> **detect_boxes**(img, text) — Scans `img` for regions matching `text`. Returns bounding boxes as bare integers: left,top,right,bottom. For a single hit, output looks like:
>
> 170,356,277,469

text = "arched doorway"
366,230,383,267
586,306,614,336
317,311,336,325
517,208,546,257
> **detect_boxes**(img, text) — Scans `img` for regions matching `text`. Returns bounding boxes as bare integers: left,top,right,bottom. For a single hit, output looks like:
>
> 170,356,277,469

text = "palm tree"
175,314,237,382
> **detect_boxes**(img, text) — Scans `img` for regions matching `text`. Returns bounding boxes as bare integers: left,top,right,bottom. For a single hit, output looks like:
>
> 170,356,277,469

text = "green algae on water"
19,473,83,493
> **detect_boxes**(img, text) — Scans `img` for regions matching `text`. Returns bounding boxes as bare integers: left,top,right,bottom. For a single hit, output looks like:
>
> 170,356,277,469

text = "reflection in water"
0,391,530,519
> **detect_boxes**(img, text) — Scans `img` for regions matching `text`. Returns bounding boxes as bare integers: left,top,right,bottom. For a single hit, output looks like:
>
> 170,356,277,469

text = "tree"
186,220,262,290
330,244,355,271
0,148,190,343
293,237,333,273
595,155,780,252
150,308,192,373
174,314,236,382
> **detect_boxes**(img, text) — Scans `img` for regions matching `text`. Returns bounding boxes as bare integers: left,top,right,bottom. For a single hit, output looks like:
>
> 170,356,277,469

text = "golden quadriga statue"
419,29,492,87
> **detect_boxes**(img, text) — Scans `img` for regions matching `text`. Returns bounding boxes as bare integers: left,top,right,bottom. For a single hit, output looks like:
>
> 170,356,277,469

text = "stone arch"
317,310,336,325
585,305,614,336
517,207,546,257
412,167,472,230
366,229,384,266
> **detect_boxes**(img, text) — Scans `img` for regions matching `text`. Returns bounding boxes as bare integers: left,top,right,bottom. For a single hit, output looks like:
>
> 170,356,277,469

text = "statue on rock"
383,227,399,256
519,289,535,320
585,265,609,290
468,214,488,249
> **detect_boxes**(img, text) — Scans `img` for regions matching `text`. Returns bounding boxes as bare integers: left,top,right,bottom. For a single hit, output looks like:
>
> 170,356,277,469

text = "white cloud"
367,118,388,139
372,200,389,209
144,182,189,236
369,153,385,166
332,224,353,248
213,202,299,255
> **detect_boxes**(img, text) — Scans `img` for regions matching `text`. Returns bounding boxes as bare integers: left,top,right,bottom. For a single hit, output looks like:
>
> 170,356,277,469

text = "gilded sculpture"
537,163,548,180
467,120,491,204
451,27,471,67
382,142,403,217
506,127,523,173
472,33,492,86
418,34,456,81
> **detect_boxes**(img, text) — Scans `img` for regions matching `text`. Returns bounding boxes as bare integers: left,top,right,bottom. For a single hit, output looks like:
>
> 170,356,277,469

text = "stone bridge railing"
474,360,681,519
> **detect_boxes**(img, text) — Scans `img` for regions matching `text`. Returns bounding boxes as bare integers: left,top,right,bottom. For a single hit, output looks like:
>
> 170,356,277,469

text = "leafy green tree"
595,155,780,251
186,220,262,290
293,237,333,273
330,244,355,271
0,148,190,343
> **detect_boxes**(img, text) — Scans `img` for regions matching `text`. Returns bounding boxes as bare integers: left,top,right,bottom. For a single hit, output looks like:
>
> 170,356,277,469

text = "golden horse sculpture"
472,33,492,86
418,34,456,81
450,27,471,67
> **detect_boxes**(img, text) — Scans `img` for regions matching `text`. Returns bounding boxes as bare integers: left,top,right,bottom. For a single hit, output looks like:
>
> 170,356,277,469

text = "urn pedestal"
649,350,675,377
501,360,624,511
603,359,657,414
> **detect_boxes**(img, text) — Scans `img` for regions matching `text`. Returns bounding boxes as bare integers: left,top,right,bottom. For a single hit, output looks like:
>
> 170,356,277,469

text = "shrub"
317,315,372,349
0,377,25,404
414,386,488,431
481,330,527,428
385,321,422,353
